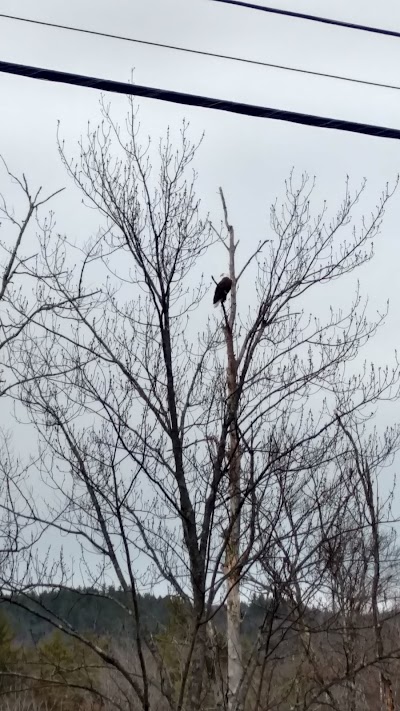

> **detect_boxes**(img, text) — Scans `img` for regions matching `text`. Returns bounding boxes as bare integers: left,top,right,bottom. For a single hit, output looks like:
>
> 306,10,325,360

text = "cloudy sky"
1,0,400,517
1,0,400,296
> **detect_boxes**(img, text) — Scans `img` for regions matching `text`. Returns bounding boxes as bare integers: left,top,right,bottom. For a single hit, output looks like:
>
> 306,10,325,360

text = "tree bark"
219,188,243,711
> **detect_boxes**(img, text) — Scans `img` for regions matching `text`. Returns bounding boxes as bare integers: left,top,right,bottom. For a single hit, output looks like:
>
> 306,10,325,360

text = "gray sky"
1,0,400,296
1,0,400,575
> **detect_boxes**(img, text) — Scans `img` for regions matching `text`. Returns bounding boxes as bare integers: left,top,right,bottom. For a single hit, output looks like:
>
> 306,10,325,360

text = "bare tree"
0,161,69,593
0,159,65,393
248,417,400,711
1,100,400,711
335,416,398,711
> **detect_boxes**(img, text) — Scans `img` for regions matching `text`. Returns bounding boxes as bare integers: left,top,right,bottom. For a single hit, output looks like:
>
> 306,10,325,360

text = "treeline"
0,609,107,710
0,590,399,711
0,592,280,711
0,590,272,643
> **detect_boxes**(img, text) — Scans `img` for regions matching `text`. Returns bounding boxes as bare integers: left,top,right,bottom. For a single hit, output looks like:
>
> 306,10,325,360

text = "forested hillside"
1,590,270,641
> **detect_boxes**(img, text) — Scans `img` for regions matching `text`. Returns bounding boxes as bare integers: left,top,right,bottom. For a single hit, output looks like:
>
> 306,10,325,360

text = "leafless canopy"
0,100,399,711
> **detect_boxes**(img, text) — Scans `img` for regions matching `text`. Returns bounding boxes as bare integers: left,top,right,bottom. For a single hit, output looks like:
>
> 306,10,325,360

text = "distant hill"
0,589,277,642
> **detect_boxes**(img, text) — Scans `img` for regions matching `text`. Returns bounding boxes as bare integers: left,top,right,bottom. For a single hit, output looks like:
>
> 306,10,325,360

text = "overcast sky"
1,0,400,566
1,0,400,306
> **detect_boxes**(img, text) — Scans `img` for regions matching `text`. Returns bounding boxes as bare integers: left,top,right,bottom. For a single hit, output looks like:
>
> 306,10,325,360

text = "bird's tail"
213,300,221,308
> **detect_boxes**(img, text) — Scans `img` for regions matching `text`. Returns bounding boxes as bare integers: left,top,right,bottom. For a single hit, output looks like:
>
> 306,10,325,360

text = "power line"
211,0,400,39
1,13,399,93
1,59,400,140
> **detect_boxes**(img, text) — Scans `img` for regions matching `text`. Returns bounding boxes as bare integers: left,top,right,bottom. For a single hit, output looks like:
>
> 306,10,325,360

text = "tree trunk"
226,442,242,711
185,625,207,711
219,188,243,711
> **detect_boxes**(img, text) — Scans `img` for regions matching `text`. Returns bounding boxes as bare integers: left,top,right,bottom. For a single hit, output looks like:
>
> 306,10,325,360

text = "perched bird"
213,274,232,307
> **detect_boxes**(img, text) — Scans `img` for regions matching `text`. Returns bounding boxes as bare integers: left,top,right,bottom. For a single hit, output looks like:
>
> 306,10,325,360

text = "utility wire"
211,0,400,39
1,13,399,93
1,59,400,140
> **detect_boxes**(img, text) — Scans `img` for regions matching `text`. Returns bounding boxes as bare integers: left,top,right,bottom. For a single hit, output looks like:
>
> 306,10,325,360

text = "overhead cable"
1,60,400,140
0,13,399,92
211,0,400,39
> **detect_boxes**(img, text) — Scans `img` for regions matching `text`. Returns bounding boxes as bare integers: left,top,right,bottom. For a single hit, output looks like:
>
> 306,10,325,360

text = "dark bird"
213,274,232,307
